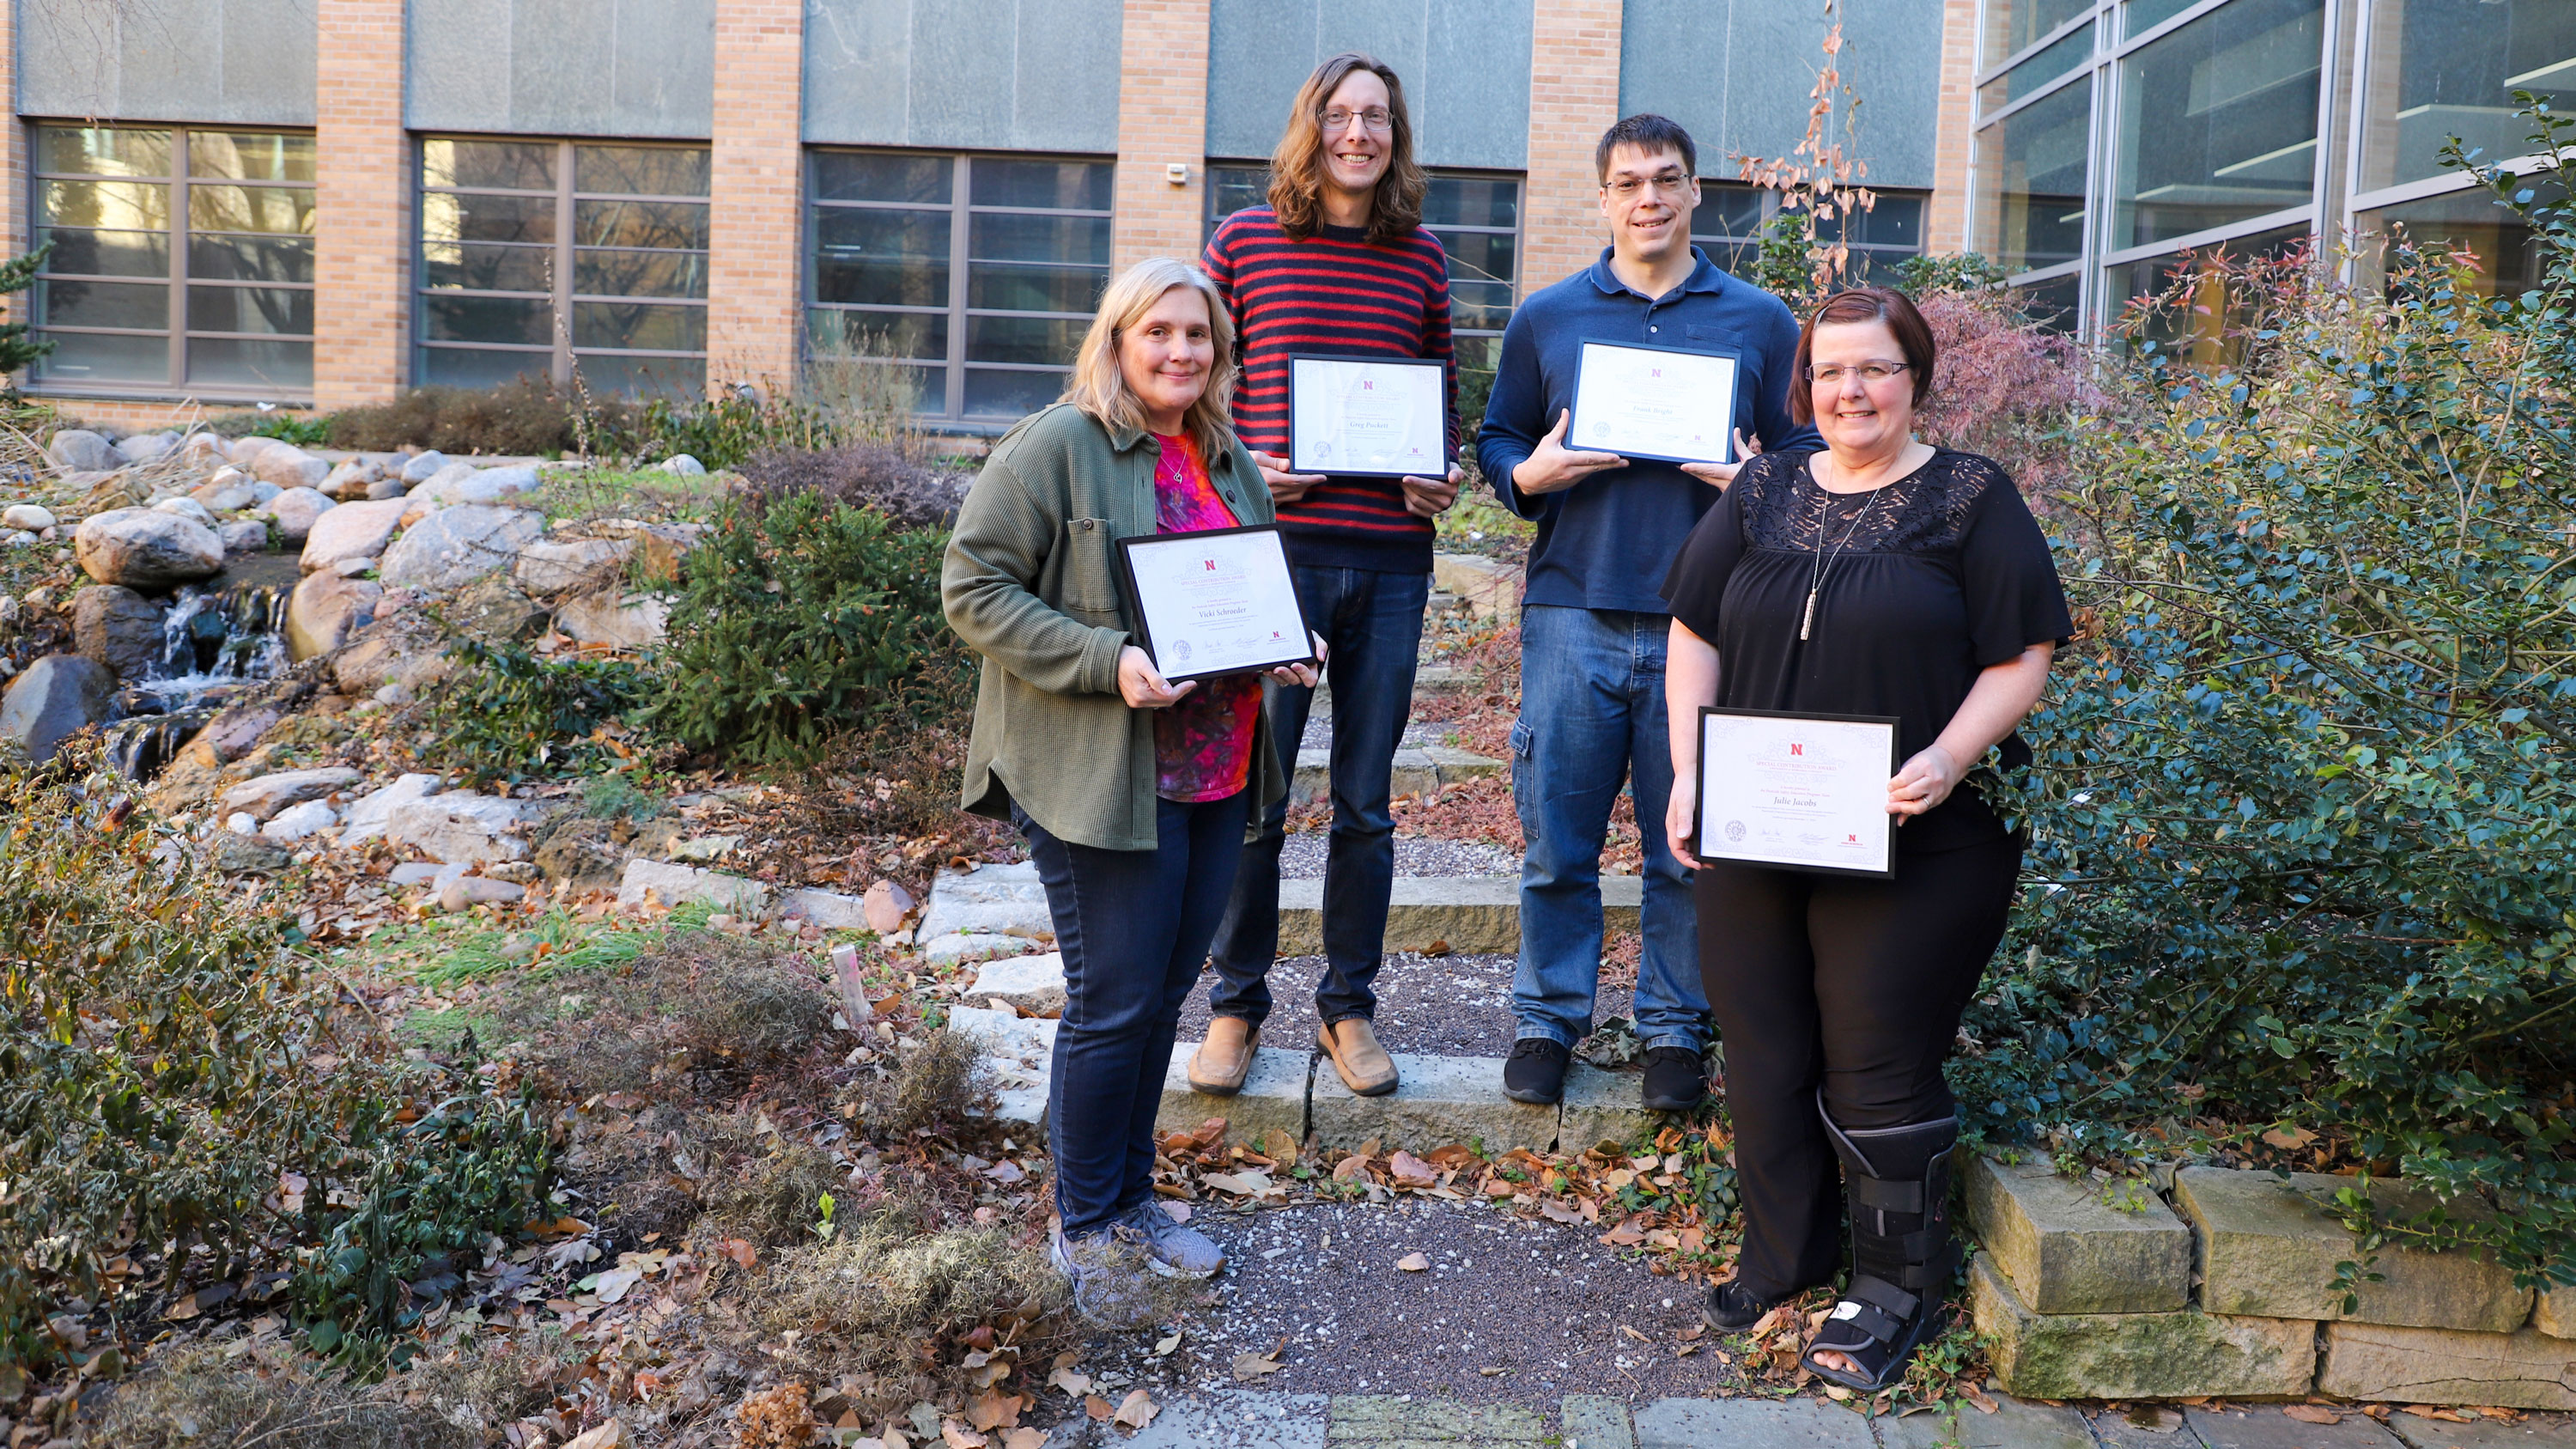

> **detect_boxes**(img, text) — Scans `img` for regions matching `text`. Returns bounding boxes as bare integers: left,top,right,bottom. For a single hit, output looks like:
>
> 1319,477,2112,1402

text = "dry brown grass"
497,926,835,1101
92,1343,558,1449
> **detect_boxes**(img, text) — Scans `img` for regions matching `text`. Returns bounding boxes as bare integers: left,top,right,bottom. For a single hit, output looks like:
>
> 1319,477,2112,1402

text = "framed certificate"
1286,354,1449,478
1694,707,1900,878
1113,524,1315,683
1569,339,1741,466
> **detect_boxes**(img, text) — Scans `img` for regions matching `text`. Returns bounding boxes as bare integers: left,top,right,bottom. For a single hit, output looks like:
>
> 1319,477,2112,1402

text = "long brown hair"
1267,52,1427,245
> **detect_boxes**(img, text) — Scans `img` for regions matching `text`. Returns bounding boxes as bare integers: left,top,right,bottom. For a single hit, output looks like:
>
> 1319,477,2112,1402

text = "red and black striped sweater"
1203,205,1457,575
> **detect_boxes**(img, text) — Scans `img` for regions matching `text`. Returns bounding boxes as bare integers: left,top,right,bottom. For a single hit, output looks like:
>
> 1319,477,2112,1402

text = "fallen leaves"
2283,1405,2341,1425
1113,1388,1159,1430
1386,1151,1441,1189
1395,1252,1430,1272
1231,1338,1287,1381
1151,1328,1183,1356
1046,1363,1093,1398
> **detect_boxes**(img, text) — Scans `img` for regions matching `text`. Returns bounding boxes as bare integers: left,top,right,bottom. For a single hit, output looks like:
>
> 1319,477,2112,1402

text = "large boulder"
249,443,328,491
74,508,224,589
227,436,283,468
217,520,269,553
152,497,219,528
378,505,544,594
191,477,258,513
3,503,56,532
319,460,380,501
388,793,537,865
0,654,116,763
339,772,443,844
219,765,363,822
47,429,118,473
411,463,541,509
70,583,168,680
286,569,381,661
178,432,227,466
115,431,179,466
556,589,669,648
299,496,408,573
512,537,632,596
399,450,450,484
264,486,335,542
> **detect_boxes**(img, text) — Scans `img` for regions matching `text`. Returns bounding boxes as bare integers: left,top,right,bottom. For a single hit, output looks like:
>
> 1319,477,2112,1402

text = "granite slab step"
1290,742,1503,804
1280,872,1638,955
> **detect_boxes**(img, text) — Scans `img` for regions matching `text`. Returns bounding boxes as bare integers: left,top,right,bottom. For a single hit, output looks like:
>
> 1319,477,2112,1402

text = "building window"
29,124,314,397
1693,183,1928,283
2358,0,2576,193
2109,0,2324,252
1205,163,1522,375
807,151,1112,423
1984,0,2095,71
416,137,708,398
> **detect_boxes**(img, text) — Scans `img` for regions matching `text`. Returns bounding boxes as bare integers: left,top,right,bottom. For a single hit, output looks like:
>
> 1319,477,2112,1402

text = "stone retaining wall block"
1156,1045,1310,1148
2537,1284,2576,1340
1970,1257,2318,1400
1308,1051,1555,1154
2177,1168,2533,1333
1559,1062,1662,1156
1964,1155,2194,1314
2317,1321,2576,1410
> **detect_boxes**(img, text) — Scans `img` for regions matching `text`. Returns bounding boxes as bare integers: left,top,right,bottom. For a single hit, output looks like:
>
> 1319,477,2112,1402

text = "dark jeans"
1017,789,1249,1237
1209,564,1429,1026
1694,835,2022,1300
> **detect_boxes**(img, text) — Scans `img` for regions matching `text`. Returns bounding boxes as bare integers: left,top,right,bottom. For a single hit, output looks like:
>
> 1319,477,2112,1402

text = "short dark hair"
1790,286,1938,425
1595,114,1697,183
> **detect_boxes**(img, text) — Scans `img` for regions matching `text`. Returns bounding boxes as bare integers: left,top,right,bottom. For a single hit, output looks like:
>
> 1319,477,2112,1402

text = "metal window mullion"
167,128,188,388
556,140,576,386
2081,59,2112,342
946,156,970,419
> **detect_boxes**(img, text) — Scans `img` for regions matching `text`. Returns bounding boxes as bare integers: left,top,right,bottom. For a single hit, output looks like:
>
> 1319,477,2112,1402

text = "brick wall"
1112,0,1212,272
313,0,410,410
708,0,807,393
1521,0,1624,299
1925,0,1982,255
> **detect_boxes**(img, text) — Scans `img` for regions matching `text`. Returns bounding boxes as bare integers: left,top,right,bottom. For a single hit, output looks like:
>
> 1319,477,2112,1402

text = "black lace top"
1659,447,2071,854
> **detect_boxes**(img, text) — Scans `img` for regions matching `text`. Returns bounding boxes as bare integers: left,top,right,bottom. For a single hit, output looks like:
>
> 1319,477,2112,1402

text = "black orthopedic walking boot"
1799,1099,1960,1392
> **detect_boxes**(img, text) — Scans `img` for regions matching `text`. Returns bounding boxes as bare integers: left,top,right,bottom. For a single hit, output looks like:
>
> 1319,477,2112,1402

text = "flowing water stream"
102,553,299,780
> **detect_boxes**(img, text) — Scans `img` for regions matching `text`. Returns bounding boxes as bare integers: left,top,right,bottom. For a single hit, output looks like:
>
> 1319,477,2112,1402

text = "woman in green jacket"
943,256,1321,1327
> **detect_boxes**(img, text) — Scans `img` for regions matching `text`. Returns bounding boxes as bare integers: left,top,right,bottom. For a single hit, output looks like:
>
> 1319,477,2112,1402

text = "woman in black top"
1658,286,2070,1391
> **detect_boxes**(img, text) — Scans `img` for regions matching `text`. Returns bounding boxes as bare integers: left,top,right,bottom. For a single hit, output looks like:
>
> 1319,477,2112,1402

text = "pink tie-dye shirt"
1150,433,1264,802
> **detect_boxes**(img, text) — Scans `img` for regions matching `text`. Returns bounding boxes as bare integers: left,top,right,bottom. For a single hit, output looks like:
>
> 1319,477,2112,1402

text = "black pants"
1695,835,2021,1300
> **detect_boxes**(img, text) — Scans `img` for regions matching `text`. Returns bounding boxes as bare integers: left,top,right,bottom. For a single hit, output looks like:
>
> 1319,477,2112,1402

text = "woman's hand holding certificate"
1692,708,1900,877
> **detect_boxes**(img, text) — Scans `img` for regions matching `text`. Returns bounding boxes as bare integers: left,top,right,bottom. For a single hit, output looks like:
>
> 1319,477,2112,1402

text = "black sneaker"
1703,1278,1777,1332
1641,1045,1707,1112
1502,1038,1571,1105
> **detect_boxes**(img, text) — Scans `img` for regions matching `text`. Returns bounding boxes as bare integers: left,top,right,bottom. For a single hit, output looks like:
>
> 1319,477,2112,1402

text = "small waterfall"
100,576,293,781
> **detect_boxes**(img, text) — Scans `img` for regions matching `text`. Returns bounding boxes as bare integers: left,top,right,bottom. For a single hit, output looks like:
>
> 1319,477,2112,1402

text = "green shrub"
0,758,554,1373
323,375,625,457
611,388,837,469
643,492,968,765
1968,118,2576,1288
422,627,650,782
205,408,331,446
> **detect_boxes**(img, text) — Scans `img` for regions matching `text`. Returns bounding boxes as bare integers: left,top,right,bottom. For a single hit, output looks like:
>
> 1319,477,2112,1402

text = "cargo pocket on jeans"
1508,717,1537,828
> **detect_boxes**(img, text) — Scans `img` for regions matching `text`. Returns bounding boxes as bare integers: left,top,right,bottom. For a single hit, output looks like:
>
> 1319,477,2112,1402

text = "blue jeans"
1510,604,1706,1053
1210,564,1430,1026
1016,790,1249,1237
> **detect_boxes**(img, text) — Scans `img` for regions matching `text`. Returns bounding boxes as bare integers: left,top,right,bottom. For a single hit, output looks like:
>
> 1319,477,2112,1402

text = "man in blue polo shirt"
1476,113,1814,1111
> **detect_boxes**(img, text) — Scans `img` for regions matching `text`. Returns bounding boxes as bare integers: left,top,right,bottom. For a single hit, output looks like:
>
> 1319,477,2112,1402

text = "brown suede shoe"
1187,1016,1258,1095
1318,1018,1399,1097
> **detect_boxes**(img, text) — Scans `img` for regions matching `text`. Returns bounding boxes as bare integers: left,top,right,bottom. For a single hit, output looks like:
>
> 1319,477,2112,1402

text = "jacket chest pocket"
1063,518,1121,614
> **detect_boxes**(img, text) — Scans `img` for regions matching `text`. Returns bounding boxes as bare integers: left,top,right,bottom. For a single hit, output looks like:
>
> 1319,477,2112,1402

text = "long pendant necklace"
1800,457,1889,642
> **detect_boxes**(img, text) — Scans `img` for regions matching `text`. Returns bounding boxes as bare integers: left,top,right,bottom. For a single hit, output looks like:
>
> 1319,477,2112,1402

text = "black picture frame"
1568,338,1746,467
1285,353,1452,478
1112,523,1316,683
1693,704,1902,879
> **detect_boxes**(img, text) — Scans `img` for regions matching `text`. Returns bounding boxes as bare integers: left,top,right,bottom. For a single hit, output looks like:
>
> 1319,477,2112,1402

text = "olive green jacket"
942,402,1288,852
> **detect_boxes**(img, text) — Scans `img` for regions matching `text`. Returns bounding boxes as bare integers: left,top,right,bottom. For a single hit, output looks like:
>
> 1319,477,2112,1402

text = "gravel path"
1047,1196,1738,1418
1275,833,1516,880
1177,950,1636,1058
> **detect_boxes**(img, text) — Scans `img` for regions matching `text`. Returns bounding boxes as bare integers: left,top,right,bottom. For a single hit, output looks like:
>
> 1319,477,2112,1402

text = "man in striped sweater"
1190,52,1462,1104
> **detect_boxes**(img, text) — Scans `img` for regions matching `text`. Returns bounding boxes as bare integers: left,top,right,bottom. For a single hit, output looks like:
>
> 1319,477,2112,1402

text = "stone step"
1279,872,1638,955
1432,550,1523,620
1289,742,1503,805
1152,1045,1658,1157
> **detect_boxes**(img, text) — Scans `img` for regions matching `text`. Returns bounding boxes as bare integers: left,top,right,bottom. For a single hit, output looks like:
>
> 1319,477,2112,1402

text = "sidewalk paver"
2385,1415,2576,1449
1326,1394,1548,1442
2091,1407,2208,1449
1880,1397,2096,1449
1121,1390,1329,1447
1561,1394,1639,1449
1633,1397,1877,1449
2185,1405,2406,1449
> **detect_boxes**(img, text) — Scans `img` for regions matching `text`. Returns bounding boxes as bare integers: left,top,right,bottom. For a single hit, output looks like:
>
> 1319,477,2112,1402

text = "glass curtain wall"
1971,0,2333,343
2351,0,2576,298
29,124,315,396
1692,183,1929,283
416,138,709,397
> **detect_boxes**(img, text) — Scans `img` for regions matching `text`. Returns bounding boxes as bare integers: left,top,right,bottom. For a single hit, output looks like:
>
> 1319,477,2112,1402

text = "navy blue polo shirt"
1475,246,1814,614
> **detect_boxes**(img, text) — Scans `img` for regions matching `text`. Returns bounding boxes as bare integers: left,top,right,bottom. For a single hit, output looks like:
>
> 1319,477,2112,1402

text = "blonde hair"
1061,257,1240,461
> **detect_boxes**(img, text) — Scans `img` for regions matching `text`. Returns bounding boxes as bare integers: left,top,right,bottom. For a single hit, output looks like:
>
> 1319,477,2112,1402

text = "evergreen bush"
1969,113,2576,1288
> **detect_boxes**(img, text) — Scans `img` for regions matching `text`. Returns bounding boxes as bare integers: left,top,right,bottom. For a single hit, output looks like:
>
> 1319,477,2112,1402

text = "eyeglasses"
1604,171,1692,199
1320,107,1394,133
1806,361,1912,385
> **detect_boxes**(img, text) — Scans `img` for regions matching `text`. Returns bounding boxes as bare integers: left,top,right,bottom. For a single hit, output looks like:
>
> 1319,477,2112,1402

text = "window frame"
413,135,711,397
26,121,317,401
805,148,1115,427
1690,180,1933,283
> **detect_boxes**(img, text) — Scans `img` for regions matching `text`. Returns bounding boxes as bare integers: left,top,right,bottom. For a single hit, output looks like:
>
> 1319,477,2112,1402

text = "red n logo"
1789,742,1805,756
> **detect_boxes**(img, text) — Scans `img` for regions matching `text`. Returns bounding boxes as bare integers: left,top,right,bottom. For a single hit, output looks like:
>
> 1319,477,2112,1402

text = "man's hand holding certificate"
1286,356,1449,478
1569,340,1741,466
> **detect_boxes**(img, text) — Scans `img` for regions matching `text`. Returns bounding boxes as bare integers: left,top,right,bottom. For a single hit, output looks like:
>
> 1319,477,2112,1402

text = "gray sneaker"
1049,1223,1168,1330
1121,1200,1228,1277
